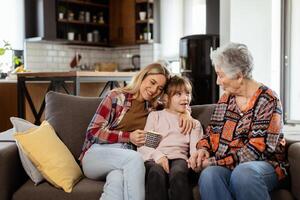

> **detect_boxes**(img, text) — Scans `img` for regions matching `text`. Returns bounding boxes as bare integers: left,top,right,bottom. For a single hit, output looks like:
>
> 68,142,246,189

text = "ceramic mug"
144,131,162,149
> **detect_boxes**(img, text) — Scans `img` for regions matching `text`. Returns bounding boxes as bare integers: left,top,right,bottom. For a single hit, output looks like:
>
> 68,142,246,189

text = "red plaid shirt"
79,90,150,161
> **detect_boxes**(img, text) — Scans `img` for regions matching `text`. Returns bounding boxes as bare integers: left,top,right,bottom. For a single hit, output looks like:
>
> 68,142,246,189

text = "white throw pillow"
10,117,44,185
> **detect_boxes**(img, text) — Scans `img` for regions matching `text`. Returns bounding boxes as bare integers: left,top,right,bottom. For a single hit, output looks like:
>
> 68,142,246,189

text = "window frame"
281,0,300,124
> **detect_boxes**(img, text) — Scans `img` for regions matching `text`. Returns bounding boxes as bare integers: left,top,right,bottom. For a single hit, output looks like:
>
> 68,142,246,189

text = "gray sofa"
0,91,300,200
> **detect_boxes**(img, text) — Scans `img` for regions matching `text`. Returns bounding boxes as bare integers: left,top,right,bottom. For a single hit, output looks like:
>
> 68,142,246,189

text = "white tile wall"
24,41,161,72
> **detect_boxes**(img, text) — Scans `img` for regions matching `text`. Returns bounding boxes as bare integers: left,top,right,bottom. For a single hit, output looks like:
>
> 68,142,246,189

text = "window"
282,0,300,123
160,0,206,60
0,1,25,73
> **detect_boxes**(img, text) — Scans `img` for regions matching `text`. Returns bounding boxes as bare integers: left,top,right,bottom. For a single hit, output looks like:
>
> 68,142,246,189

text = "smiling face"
137,74,167,101
215,66,242,95
168,89,191,114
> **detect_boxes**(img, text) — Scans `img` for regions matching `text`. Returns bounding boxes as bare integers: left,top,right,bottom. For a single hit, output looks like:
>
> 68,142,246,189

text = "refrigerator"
179,34,219,105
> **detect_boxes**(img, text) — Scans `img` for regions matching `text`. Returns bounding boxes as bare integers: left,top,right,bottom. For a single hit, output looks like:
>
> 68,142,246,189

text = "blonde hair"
119,62,171,102
164,75,192,107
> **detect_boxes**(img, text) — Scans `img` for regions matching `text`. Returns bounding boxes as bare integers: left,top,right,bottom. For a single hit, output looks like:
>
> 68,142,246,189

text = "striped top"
196,85,288,180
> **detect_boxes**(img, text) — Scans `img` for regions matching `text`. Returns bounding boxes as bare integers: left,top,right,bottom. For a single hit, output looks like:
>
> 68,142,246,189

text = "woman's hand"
129,130,146,147
156,156,169,173
187,149,210,172
179,112,197,135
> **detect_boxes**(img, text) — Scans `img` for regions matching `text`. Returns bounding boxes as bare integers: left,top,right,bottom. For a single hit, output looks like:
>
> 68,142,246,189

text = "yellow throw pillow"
14,121,82,193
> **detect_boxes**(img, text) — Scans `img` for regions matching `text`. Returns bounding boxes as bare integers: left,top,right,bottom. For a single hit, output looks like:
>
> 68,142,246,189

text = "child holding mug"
138,75,203,200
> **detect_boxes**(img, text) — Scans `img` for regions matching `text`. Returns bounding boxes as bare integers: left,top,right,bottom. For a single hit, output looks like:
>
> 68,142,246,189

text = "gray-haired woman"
188,42,288,200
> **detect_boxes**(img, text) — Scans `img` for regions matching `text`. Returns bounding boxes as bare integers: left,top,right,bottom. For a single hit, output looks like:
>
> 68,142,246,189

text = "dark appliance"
180,34,219,105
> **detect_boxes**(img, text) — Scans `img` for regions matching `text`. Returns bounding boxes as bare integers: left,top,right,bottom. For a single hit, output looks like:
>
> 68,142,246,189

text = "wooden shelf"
136,39,153,44
136,0,153,3
58,0,109,8
58,19,108,27
65,40,109,46
136,19,154,24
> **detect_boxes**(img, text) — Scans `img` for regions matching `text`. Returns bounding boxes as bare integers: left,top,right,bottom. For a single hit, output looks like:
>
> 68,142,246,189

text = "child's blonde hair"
164,75,192,107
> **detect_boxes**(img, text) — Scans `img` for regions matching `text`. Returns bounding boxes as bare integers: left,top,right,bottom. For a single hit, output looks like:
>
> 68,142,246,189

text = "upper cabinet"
25,0,160,46
109,0,136,46
135,0,160,44
56,0,110,45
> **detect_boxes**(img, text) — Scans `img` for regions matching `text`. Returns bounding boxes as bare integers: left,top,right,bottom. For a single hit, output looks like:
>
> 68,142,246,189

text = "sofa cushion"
14,121,83,193
45,91,102,160
13,178,104,200
191,104,216,129
10,117,44,185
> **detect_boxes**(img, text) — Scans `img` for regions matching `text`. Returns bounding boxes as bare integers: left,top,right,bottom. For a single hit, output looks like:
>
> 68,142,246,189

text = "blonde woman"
79,62,195,200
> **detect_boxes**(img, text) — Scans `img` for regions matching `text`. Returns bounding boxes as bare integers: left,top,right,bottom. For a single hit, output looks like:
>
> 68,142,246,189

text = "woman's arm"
86,91,130,144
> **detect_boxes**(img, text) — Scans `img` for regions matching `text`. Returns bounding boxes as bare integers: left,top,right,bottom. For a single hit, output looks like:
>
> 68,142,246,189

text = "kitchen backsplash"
24,41,161,72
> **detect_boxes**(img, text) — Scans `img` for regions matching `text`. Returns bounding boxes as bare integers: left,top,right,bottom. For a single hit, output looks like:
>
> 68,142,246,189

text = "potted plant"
58,5,66,20
0,41,24,78
143,27,151,41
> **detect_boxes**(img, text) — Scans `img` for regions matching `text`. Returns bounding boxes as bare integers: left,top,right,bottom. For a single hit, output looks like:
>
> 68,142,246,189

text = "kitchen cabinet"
109,0,136,46
135,0,160,44
25,0,159,46
56,0,110,45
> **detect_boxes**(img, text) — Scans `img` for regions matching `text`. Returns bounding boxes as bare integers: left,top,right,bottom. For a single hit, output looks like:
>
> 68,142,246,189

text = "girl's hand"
179,112,197,135
129,130,146,147
157,156,169,173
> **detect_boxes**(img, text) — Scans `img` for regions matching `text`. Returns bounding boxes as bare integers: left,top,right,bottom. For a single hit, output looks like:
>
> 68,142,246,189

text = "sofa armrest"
288,142,300,199
0,142,27,200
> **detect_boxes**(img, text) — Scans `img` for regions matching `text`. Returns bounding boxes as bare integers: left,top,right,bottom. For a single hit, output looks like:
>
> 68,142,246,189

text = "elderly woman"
188,42,288,200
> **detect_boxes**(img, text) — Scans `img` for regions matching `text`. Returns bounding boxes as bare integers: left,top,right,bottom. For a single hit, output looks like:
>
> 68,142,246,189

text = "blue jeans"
82,143,145,200
199,161,279,200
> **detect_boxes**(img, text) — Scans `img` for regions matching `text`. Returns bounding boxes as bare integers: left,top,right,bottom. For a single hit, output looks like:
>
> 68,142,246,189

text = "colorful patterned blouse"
196,85,288,180
79,90,150,161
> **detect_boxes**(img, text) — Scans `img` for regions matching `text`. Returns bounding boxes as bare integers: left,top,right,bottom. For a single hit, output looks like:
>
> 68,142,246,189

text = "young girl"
138,75,203,200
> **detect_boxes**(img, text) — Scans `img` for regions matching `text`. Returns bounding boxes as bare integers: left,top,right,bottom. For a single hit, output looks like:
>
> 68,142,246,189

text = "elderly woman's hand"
187,149,210,172
179,112,197,135
130,130,146,147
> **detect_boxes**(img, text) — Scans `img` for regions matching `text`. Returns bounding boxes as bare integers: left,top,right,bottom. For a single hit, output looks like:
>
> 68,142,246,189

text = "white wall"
0,0,25,50
222,0,273,88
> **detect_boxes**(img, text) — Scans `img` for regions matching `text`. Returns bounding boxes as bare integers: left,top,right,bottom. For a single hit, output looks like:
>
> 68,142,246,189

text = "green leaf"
0,48,5,55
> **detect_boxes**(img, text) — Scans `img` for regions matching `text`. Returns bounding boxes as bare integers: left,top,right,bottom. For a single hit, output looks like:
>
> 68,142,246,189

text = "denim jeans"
82,143,145,200
199,161,278,200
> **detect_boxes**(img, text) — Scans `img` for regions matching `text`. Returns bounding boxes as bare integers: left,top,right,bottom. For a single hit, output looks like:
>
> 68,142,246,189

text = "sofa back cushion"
45,91,102,160
191,104,216,130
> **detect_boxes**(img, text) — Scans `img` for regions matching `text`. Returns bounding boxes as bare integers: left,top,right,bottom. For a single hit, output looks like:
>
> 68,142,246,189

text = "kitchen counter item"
94,62,118,72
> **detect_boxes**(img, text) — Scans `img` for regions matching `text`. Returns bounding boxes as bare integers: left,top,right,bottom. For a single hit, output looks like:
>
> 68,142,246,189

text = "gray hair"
210,42,253,79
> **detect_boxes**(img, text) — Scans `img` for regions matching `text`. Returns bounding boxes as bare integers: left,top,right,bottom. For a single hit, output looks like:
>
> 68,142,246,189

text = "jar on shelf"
93,30,99,43
98,12,104,24
87,32,93,42
67,11,74,21
92,15,97,23
78,11,85,21
85,12,90,23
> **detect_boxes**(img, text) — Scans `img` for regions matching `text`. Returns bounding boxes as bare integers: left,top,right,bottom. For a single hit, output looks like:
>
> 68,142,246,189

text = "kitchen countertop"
0,79,17,83
17,71,137,78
